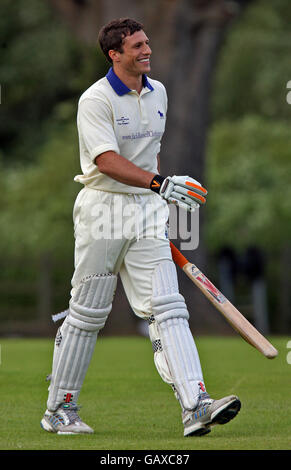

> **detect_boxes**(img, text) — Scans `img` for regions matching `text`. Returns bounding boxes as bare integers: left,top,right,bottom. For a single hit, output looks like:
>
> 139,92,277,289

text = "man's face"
113,30,152,76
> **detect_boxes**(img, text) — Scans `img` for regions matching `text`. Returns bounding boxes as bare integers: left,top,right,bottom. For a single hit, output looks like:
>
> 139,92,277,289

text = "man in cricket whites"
41,18,241,437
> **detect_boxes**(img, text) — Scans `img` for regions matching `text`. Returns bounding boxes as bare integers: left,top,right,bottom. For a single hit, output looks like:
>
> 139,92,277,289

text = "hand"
150,175,207,212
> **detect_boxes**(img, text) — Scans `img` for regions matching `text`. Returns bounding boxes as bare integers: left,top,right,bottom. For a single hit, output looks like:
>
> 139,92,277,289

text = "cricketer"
41,18,241,437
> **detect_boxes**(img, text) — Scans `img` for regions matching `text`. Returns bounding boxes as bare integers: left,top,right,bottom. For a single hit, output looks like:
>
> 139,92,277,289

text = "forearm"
157,154,160,173
95,152,207,212
95,151,156,189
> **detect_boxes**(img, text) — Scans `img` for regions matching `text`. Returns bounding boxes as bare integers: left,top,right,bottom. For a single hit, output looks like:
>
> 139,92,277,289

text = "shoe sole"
184,426,211,437
211,398,241,425
184,398,241,437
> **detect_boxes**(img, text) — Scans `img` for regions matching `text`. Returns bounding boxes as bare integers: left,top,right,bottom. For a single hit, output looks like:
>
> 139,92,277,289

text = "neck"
113,65,143,94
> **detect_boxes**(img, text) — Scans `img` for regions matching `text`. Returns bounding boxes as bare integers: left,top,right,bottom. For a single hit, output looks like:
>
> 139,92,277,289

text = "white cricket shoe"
183,395,241,437
40,402,94,435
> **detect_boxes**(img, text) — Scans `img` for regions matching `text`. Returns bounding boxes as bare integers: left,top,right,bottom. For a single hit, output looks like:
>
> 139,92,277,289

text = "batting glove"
150,175,207,212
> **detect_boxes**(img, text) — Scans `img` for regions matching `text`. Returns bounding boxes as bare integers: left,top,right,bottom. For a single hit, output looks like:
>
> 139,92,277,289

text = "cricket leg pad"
150,261,206,410
47,274,117,411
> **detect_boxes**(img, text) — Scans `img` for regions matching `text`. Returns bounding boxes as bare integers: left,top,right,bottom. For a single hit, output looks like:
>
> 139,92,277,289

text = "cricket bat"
170,241,278,359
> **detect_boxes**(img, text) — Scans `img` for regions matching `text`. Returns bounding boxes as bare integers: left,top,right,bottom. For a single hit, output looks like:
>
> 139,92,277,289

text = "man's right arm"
96,152,207,212
95,151,155,189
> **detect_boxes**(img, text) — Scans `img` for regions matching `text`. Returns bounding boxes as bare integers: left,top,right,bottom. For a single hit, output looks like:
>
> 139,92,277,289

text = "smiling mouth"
137,58,150,63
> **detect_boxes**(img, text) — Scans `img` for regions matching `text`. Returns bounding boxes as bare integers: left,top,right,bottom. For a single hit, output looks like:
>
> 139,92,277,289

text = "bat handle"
170,241,189,269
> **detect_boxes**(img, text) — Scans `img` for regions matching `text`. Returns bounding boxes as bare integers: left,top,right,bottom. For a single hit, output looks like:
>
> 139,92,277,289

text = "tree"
48,0,252,180
1,0,288,333
46,0,255,331
205,0,291,332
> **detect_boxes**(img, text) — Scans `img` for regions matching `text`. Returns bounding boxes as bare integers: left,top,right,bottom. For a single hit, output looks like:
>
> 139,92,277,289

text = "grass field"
0,335,290,451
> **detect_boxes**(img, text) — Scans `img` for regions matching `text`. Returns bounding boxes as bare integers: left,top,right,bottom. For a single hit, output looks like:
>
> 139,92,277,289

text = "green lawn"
0,335,290,450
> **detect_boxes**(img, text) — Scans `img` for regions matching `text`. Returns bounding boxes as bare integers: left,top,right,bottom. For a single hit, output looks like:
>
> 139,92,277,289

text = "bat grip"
170,241,189,268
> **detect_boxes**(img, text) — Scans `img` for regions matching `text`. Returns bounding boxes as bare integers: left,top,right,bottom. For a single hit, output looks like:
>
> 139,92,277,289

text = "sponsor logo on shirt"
116,116,129,125
122,130,163,140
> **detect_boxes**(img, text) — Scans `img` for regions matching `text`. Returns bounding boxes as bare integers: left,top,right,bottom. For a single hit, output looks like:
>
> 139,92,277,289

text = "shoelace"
62,403,82,424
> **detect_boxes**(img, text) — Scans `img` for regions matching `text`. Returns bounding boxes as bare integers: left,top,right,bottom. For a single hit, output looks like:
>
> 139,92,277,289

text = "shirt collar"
106,67,154,96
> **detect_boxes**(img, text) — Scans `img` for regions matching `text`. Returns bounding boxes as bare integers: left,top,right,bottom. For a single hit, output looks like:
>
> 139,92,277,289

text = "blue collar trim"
143,74,154,92
106,67,154,95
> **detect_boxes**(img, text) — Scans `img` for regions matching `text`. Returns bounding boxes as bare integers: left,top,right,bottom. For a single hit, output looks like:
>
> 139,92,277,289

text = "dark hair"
98,18,144,63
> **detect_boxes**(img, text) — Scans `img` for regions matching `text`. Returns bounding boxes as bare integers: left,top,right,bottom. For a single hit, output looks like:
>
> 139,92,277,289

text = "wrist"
149,174,166,193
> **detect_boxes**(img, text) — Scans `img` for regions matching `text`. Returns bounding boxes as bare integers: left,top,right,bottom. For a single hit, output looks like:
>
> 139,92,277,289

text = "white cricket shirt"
74,67,167,194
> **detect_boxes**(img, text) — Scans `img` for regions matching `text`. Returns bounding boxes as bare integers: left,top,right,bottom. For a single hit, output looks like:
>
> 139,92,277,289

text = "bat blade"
170,242,278,359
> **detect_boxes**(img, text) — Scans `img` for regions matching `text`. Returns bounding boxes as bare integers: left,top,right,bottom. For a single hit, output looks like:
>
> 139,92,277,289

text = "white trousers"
71,187,172,318
63,187,206,410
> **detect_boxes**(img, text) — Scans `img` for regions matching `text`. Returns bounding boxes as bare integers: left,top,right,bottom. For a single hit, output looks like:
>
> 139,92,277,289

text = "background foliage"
0,0,290,332
204,0,291,331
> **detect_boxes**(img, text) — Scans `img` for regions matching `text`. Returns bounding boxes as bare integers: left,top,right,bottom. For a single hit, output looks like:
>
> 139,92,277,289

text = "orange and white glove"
150,175,207,212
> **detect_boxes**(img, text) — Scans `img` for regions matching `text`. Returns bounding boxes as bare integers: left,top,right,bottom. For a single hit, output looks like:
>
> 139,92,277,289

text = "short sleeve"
77,97,120,161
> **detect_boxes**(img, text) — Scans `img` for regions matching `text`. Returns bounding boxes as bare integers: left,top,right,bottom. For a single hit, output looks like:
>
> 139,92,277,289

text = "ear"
108,49,121,63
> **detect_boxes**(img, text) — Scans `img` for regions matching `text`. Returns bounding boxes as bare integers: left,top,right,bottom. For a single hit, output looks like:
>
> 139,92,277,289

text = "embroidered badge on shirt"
116,116,129,125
